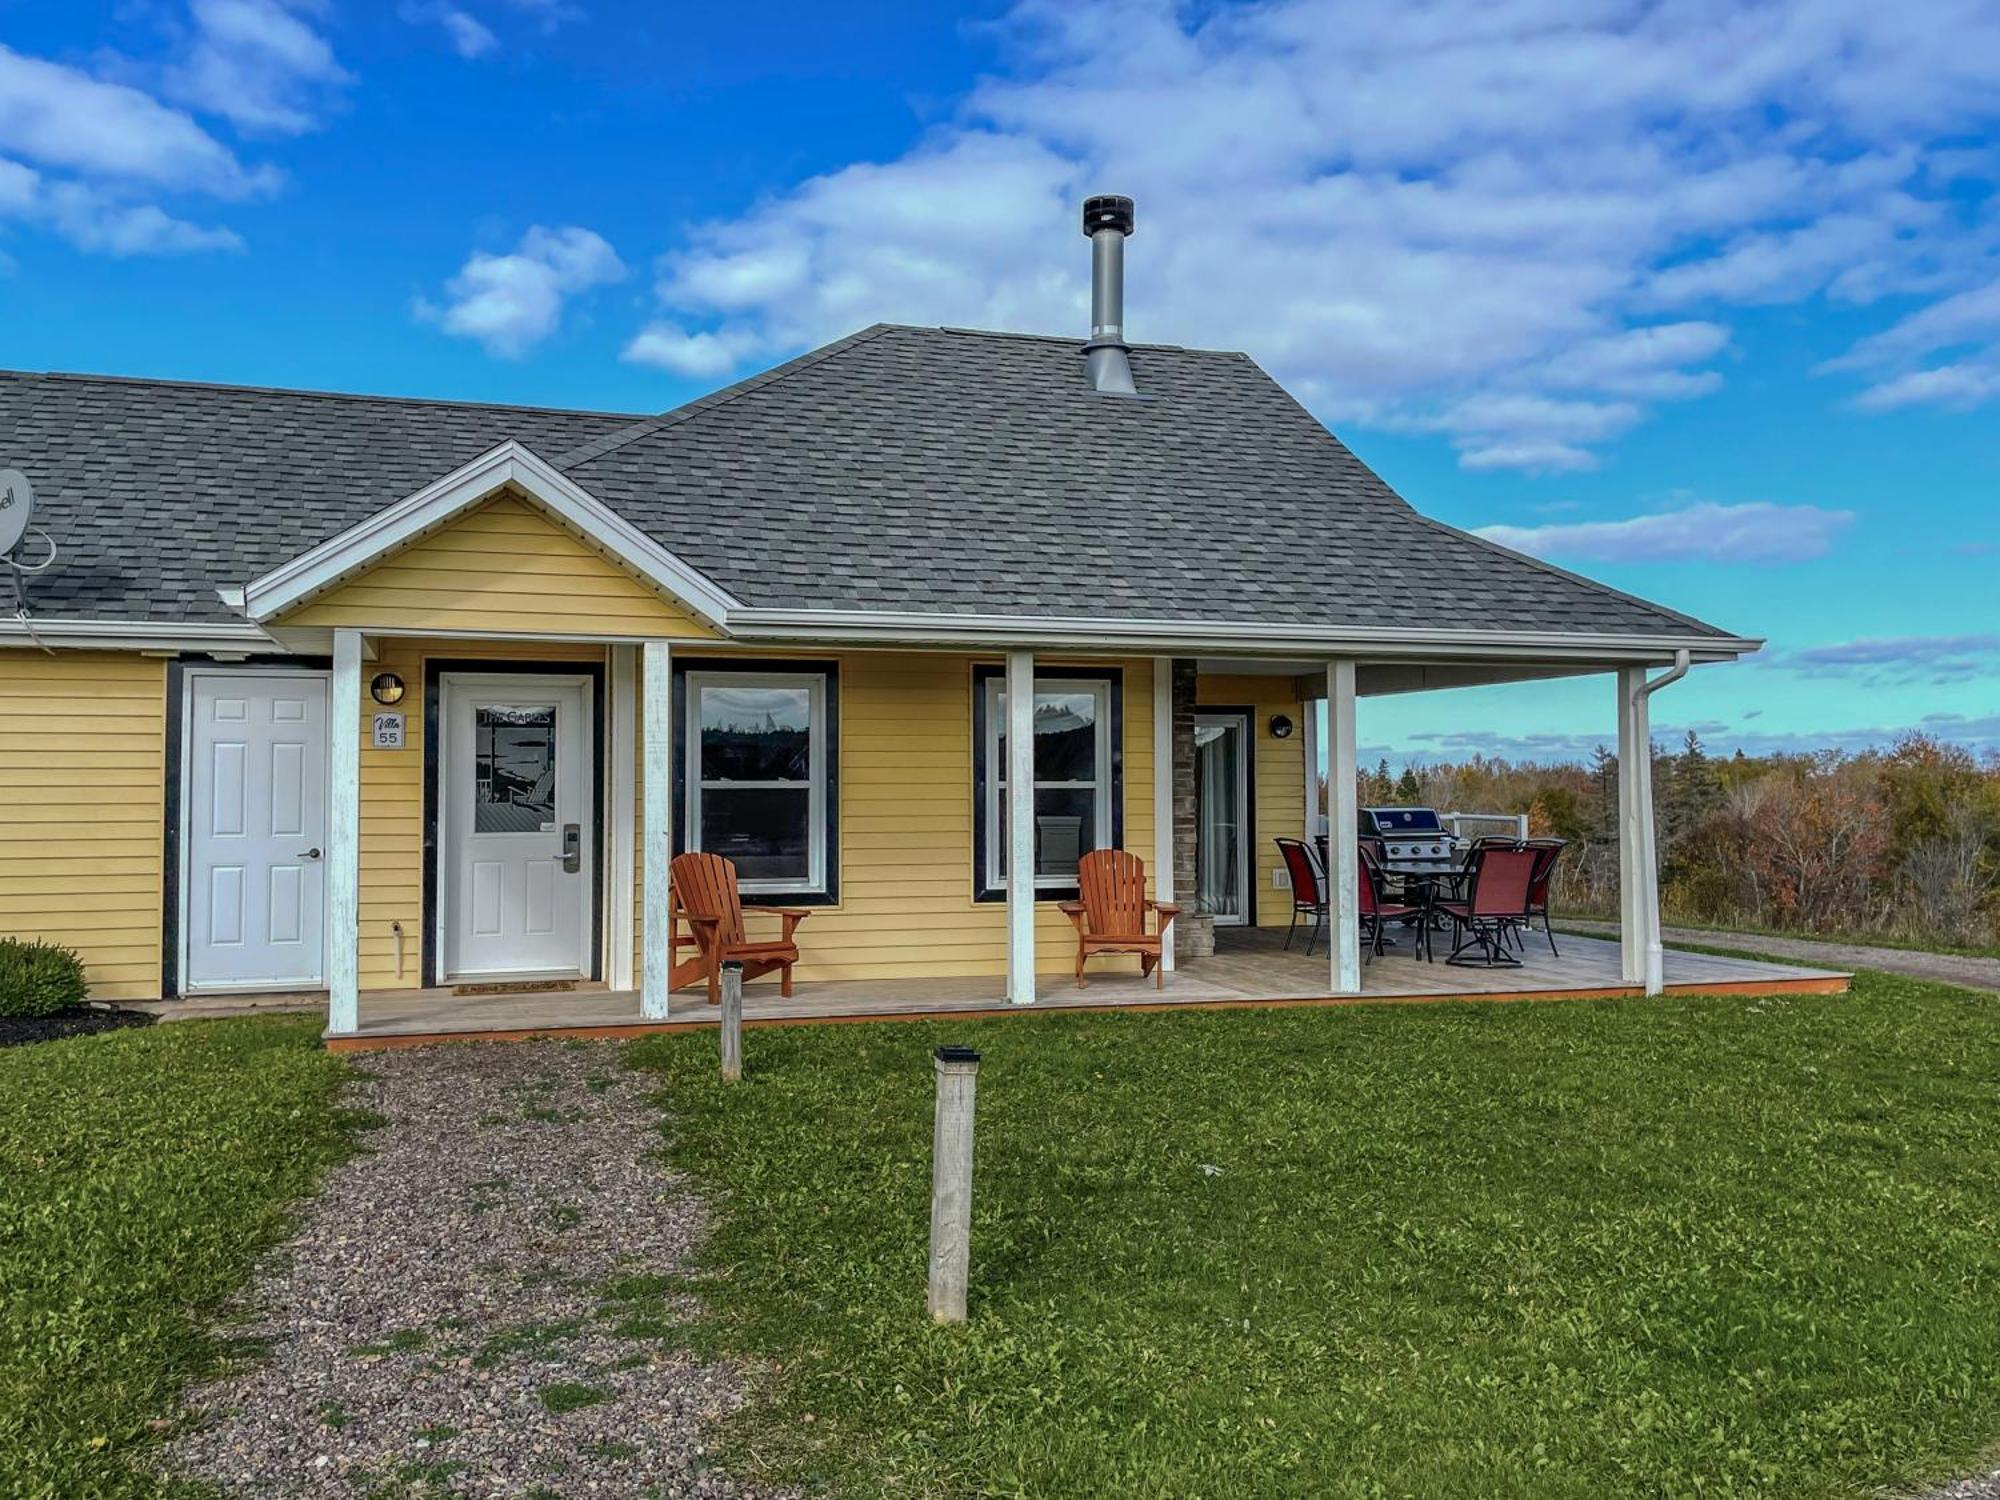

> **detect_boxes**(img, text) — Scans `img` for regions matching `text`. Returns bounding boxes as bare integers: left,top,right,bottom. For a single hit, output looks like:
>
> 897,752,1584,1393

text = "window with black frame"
679,666,836,899
973,666,1122,900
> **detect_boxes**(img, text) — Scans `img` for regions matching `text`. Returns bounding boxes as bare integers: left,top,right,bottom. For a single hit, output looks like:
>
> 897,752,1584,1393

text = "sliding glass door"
1194,710,1252,925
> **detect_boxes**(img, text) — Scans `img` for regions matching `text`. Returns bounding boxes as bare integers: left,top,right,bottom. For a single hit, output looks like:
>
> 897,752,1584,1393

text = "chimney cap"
1082,194,1135,238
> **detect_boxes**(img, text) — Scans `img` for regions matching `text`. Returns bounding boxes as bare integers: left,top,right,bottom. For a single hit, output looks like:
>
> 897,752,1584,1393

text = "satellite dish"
0,469,32,558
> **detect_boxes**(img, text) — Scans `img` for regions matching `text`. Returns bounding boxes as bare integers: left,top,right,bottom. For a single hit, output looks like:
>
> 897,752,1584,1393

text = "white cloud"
418,225,626,357
1476,501,1856,565
1825,279,2000,412
0,43,268,196
629,0,2000,469
166,0,352,136
402,3,500,58
622,323,766,378
0,25,314,260
440,11,499,57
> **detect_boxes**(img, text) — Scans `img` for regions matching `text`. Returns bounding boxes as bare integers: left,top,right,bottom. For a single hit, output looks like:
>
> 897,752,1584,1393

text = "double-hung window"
973,666,1122,900
679,665,837,901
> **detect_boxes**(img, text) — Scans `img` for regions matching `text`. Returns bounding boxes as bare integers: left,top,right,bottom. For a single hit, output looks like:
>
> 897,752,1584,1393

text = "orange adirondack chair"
1058,848,1181,988
667,851,813,1005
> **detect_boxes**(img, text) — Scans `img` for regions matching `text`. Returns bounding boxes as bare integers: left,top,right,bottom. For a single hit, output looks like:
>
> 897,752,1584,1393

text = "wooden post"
1152,657,1175,972
1005,650,1036,1004
326,628,361,1036
719,960,743,1082
927,1044,981,1323
1325,658,1362,995
641,640,674,1020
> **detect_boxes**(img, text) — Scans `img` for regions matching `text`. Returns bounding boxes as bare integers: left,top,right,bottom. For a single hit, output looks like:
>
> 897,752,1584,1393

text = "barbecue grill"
1359,807,1466,873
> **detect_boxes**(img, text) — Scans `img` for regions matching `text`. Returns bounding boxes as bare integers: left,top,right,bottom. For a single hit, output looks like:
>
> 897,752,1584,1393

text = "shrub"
0,939,89,1019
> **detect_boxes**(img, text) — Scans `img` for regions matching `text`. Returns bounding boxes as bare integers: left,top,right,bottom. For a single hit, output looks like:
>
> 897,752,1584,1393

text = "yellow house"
0,206,1780,1041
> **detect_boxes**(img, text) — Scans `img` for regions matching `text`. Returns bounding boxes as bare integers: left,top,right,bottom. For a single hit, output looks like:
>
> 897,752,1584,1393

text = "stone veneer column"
1169,657,1216,958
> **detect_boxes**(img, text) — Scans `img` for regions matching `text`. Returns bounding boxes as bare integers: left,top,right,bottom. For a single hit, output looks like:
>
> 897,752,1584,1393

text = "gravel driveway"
166,1040,787,1498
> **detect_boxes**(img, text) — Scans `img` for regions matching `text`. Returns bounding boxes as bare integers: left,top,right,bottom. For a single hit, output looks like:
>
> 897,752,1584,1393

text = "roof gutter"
722,608,1761,664
0,618,279,651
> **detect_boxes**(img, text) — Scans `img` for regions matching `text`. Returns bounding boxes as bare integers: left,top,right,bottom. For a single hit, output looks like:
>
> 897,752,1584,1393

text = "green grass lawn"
631,973,2000,1498
0,1018,353,1499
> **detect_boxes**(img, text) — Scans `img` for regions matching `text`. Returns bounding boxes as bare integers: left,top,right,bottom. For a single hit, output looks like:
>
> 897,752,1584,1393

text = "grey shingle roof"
0,328,1736,639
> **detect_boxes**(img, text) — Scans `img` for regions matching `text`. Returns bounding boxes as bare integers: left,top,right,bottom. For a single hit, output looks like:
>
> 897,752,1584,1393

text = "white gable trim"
240,441,743,626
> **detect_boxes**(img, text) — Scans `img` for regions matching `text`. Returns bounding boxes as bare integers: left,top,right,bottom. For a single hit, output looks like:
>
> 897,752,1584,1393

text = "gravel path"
1561,919,2000,992
1923,1465,2000,1499
166,1040,787,1499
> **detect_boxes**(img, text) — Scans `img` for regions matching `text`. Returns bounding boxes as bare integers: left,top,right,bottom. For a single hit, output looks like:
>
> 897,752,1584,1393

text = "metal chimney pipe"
1082,194,1137,395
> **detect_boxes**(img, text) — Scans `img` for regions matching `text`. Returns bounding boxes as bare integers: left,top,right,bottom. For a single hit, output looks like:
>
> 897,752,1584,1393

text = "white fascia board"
722,607,1763,664
0,618,279,651
240,441,743,626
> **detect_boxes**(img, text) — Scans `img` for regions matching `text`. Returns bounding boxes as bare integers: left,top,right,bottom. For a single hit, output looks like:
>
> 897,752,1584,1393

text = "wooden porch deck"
324,928,1849,1051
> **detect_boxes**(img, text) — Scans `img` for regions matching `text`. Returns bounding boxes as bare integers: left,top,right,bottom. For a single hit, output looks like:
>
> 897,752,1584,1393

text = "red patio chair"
1434,843,1538,968
1516,838,1567,956
1275,837,1326,954
1358,839,1427,961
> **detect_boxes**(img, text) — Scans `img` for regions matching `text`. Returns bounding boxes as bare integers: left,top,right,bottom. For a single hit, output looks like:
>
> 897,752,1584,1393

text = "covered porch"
323,927,1847,1049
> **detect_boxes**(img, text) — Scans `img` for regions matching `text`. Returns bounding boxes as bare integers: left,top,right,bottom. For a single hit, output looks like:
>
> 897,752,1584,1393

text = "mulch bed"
0,1006,156,1048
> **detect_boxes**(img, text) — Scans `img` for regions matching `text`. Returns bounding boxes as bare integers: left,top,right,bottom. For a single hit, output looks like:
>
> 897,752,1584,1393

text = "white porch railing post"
641,640,674,1020
1006,649,1036,1004
1617,665,1663,994
1325,659,1362,995
607,644,638,993
326,628,361,1036
1152,657,1175,972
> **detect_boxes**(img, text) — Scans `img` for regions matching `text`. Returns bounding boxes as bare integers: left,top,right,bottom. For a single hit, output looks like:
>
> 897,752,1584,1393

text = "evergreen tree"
1395,765,1422,802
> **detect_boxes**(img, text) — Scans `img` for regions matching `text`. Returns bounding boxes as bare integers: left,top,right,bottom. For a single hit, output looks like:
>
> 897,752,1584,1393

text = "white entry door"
440,673,594,979
184,671,329,990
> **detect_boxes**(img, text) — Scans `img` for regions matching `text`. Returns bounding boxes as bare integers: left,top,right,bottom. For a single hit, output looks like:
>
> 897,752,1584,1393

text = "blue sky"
3,0,1997,766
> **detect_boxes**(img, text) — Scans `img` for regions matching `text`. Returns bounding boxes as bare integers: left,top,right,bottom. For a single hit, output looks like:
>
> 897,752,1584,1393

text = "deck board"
325,930,1849,1049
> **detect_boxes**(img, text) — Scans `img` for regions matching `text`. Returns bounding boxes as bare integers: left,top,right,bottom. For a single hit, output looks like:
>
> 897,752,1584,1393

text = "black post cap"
720,959,744,972
1082,194,1135,237
934,1045,982,1065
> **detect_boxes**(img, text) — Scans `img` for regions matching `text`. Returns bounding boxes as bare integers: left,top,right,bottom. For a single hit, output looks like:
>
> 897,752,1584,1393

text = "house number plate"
372,712,406,749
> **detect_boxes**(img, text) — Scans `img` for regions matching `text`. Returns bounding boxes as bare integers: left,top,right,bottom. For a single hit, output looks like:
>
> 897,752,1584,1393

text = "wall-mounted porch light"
371,671,406,706
1268,713,1294,739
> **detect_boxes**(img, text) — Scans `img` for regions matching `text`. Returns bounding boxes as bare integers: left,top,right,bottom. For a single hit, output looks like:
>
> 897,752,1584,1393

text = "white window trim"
982,675,1114,892
683,669,829,897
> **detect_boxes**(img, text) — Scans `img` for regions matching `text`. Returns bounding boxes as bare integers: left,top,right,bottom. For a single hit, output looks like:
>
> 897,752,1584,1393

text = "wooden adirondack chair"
1058,848,1181,988
667,851,813,1005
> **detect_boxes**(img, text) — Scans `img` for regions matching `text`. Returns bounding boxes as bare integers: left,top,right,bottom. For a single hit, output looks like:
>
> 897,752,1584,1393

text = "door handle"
561,824,580,874
298,848,322,860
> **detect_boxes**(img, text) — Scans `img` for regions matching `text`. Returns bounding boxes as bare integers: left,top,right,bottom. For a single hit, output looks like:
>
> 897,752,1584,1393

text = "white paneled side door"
440,673,594,979
184,671,330,990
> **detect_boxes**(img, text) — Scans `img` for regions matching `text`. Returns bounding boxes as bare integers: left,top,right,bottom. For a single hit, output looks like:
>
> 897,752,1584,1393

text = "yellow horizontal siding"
0,651,166,999
1196,674,1308,927
749,652,1157,982
280,491,719,638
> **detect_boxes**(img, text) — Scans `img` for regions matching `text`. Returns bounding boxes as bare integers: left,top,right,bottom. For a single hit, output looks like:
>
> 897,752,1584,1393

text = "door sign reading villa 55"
372,712,405,749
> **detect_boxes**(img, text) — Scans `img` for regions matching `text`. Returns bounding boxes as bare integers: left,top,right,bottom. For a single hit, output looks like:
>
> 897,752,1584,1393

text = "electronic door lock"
561,823,581,874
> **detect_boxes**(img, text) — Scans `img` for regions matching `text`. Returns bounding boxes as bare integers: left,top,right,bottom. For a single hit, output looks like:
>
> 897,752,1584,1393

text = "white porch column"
1325,659,1362,995
641,640,674,1019
607,644,638,993
326,628,362,1036
1617,666,1664,993
1152,657,1175,972
1006,649,1036,1004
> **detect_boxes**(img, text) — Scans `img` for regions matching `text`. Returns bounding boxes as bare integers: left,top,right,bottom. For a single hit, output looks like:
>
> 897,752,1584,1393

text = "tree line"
1352,733,2000,948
